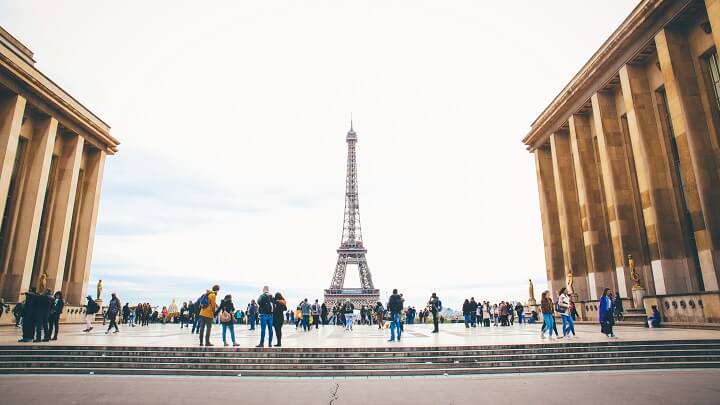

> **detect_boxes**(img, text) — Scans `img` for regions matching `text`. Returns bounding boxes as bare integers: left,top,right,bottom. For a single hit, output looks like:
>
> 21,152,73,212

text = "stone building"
0,27,118,305
523,0,720,322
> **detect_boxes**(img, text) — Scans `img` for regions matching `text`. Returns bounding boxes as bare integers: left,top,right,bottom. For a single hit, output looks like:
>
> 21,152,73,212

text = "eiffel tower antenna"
324,120,380,308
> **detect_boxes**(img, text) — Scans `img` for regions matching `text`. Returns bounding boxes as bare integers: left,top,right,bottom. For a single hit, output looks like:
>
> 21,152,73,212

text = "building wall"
0,28,116,305
527,1,720,308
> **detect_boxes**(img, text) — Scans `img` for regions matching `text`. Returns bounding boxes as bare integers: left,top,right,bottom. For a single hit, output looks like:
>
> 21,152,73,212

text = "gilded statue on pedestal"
629,254,642,288
566,267,574,293
39,272,47,292
97,279,103,300
528,279,535,301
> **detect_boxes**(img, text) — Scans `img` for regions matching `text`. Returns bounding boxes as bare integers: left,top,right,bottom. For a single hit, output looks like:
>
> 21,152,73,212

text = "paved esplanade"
1,371,719,405
1,322,719,347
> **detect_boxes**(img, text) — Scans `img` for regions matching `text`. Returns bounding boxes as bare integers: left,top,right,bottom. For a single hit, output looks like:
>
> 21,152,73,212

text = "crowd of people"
9,282,662,345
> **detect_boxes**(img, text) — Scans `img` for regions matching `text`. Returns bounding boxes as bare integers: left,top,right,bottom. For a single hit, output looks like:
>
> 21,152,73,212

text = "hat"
87,295,92,299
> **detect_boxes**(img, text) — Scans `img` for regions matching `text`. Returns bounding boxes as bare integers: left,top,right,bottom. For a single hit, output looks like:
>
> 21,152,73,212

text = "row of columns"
0,92,105,304
535,20,720,302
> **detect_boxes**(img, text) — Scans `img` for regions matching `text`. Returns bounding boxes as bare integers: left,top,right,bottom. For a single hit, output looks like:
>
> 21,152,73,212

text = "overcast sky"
1,0,638,309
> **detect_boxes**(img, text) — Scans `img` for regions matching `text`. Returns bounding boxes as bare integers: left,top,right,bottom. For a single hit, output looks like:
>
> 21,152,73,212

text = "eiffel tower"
324,121,380,308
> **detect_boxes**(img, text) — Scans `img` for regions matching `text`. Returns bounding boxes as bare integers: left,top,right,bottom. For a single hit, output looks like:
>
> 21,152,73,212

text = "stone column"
591,91,647,299
0,94,26,218
706,0,720,60
42,134,84,293
656,28,720,291
534,146,565,296
619,63,697,294
0,116,57,301
550,131,589,301
65,148,105,305
568,114,615,299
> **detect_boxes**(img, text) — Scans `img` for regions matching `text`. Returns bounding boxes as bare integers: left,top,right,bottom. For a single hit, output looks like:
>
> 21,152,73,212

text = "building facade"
524,0,720,320
0,27,118,305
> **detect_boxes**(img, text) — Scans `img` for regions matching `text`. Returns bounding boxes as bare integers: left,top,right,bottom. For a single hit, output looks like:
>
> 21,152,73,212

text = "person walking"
273,292,287,347
387,289,403,342
342,299,355,331
558,287,575,338
540,290,556,339
84,295,100,333
217,294,238,347
321,302,328,325
48,291,64,341
599,288,617,338
428,292,441,333
256,286,274,348
198,285,220,346
105,293,121,334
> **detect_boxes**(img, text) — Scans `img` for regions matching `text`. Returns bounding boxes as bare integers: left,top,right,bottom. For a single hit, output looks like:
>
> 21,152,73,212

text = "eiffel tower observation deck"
324,121,380,308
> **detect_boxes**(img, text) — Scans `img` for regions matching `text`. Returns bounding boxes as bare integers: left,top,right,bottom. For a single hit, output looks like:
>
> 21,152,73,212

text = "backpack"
197,293,209,309
88,300,99,314
436,300,442,311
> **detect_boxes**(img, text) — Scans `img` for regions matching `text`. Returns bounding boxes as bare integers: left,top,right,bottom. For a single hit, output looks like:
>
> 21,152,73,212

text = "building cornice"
522,0,694,151
0,40,119,153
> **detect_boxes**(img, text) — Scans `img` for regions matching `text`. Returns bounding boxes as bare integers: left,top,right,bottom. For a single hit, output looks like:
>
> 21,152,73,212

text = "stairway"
0,340,719,377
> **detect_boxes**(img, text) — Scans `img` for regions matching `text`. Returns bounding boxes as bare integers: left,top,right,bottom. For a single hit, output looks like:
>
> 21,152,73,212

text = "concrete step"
1,340,718,377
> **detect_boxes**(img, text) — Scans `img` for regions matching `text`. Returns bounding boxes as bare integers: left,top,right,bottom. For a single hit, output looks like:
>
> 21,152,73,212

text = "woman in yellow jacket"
198,285,220,346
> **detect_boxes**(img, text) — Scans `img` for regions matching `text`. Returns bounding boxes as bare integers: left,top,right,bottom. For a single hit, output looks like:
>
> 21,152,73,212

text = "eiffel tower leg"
330,255,348,289
358,255,374,289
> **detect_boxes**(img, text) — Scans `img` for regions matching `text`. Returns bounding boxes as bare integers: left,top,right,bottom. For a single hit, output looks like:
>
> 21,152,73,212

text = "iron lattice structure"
324,122,380,308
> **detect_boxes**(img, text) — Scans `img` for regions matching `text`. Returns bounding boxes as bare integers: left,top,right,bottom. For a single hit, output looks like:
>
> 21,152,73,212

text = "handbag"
220,310,232,323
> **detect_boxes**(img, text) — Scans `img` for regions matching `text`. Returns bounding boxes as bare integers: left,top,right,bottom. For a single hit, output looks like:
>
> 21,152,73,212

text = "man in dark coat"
34,289,54,342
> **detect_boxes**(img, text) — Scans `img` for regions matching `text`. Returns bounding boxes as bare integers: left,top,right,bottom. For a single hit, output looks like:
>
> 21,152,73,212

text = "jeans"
389,313,402,341
302,315,309,331
313,315,320,328
345,314,354,330
541,313,556,337
248,315,256,330
561,314,575,336
259,314,273,346
222,323,236,344
192,316,201,333
463,314,471,327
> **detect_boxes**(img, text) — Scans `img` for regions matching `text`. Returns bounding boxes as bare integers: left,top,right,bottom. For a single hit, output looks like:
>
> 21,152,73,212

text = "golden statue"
629,254,641,288
97,279,103,300
39,272,47,292
528,279,535,300
566,267,574,293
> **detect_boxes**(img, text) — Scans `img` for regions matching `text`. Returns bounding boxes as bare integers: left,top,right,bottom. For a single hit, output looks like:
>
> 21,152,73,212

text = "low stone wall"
0,303,91,326
643,292,720,324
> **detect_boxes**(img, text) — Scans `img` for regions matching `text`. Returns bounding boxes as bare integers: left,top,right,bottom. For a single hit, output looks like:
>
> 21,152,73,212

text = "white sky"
1,0,638,309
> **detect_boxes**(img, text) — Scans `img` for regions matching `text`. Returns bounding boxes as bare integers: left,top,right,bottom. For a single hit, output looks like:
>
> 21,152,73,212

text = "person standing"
342,299,355,331
540,290,556,339
311,299,321,329
34,289,54,342
387,289,403,342
558,288,575,338
256,286,274,348
599,288,617,338
273,292,287,347
469,298,478,327
300,299,311,331
321,302,328,325
84,295,99,333
48,291,64,341
462,299,471,328
428,293,441,333
374,301,384,329
217,294,238,347
122,303,131,325
515,302,524,324
105,293,121,334
247,299,258,331
198,285,220,346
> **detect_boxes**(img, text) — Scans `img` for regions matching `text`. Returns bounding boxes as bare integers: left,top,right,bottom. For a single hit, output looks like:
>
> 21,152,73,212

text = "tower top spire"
347,114,357,141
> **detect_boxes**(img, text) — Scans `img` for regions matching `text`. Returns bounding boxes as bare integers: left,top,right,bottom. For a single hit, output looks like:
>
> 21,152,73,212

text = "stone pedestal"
632,286,646,310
